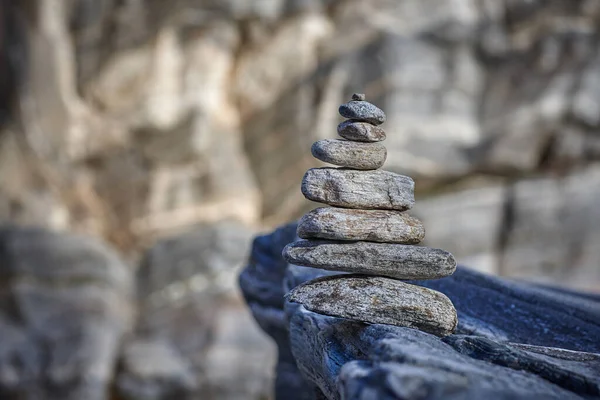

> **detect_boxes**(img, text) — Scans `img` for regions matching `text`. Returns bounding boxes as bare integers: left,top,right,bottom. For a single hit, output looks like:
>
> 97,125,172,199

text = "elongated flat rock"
287,275,457,336
337,120,386,142
297,208,424,244
301,168,415,210
311,139,386,170
339,101,386,125
283,240,456,280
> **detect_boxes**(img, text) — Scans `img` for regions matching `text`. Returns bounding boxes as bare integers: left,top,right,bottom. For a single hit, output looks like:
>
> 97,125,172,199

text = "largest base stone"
287,275,458,337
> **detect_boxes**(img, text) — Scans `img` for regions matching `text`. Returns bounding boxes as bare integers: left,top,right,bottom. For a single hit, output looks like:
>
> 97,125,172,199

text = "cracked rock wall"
1,0,600,290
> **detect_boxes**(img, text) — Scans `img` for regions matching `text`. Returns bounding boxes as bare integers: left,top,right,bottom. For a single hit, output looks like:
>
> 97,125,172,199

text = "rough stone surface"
288,275,458,336
297,207,425,243
311,139,386,170
339,100,386,125
337,120,387,142
0,226,132,400
296,313,600,400
283,240,456,279
239,224,600,400
301,168,415,210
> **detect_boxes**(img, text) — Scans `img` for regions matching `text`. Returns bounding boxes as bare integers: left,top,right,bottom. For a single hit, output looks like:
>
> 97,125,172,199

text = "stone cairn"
282,94,458,337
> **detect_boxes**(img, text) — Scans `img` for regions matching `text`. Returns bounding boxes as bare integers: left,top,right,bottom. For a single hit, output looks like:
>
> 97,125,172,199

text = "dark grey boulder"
283,240,456,280
339,100,386,125
311,139,386,170
287,275,458,336
337,120,387,142
287,307,598,400
297,207,425,243
301,168,415,210
239,223,600,400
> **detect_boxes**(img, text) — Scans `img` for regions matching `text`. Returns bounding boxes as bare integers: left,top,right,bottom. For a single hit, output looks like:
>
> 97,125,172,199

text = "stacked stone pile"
283,94,458,337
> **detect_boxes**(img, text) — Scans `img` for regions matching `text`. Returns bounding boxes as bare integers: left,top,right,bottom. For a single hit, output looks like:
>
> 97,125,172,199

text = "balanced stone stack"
283,94,458,337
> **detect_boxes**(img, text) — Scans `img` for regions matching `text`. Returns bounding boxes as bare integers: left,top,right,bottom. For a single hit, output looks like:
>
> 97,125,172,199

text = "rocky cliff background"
0,0,599,399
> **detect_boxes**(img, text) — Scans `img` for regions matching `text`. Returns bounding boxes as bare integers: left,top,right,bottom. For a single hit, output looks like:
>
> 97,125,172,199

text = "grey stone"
297,207,424,244
301,168,415,210
116,339,198,400
412,185,508,275
283,240,456,280
337,120,387,142
352,93,366,101
339,100,387,125
500,167,600,291
0,226,132,400
287,275,458,337
311,139,387,170
203,300,278,400
238,223,322,400
119,220,254,400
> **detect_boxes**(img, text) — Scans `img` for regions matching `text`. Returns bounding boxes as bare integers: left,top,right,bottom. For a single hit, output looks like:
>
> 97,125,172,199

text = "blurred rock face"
1,0,600,289
115,220,273,400
0,226,133,400
0,221,269,400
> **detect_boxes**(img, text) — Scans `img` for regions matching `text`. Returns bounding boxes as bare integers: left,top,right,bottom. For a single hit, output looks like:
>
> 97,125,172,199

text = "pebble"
311,139,387,170
339,101,386,125
337,120,387,142
282,240,456,280
301,168,415,210
287,275,458,336
297,208,425,244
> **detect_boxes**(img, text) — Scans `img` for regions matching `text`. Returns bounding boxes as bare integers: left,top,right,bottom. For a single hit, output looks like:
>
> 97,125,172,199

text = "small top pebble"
352,93,366,101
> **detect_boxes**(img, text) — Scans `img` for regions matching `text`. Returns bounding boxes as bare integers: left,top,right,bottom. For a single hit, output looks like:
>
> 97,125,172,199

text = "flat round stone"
339,101,386,125
283,240,456,280
301,168,414,210
287,275,458,337
337,121,386,142
298,208,424,244
311,139,386,170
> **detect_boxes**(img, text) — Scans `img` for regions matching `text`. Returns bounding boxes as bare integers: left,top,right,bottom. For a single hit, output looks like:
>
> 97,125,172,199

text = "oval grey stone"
311,139,387,170
297,208,425,244
339,101,386,125
337,120,386,142
301,168,415,210
287,275,458,336
282,240,456,280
